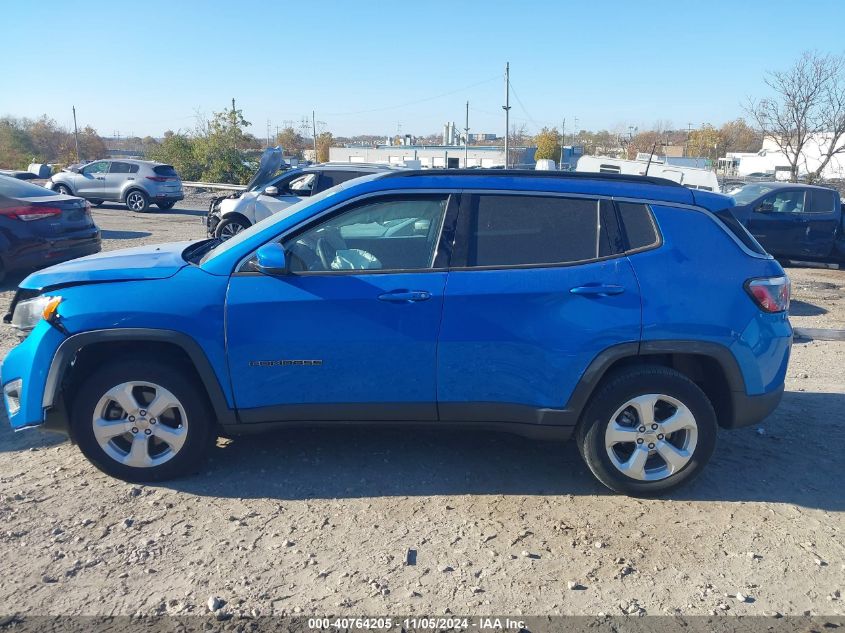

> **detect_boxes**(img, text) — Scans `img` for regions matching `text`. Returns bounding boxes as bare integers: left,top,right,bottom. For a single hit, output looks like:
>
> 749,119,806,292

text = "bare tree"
746,52,845,182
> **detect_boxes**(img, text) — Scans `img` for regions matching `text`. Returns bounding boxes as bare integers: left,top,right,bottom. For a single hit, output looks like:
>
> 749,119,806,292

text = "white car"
207,151,396,240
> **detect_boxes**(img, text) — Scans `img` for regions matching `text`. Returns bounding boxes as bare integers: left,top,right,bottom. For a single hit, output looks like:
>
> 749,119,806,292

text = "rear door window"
808,188,836,213
458,194,608,268
109,161,131,174
315,170,371,193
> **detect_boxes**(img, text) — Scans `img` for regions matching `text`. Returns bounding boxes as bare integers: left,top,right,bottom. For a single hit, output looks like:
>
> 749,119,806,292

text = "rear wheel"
55,184,73,196
125,190,150,212
70,358,216,482
157,201,176,210
215,216,250,241
576,366,717,496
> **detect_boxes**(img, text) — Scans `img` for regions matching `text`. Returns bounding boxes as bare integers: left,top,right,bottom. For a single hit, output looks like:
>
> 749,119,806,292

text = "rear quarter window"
616,202,660,251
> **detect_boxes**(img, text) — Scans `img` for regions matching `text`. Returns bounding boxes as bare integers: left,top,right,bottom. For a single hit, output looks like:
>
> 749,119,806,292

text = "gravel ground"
0,195,842,618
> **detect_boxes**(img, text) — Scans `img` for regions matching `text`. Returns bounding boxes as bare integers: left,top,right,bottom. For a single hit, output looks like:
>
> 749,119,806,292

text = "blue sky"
3,0,843,138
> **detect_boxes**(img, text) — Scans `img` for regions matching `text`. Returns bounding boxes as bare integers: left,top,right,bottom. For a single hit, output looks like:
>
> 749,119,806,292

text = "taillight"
0,206,62,222
745,276,790,313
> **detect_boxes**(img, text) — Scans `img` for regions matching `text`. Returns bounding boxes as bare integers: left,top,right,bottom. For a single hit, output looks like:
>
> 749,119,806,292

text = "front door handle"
570,284,625,297
95,176,105,180
378,290,431,303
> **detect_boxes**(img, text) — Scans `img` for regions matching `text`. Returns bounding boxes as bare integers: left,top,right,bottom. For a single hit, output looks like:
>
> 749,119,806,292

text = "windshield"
731,183,779,205
0,174,56,198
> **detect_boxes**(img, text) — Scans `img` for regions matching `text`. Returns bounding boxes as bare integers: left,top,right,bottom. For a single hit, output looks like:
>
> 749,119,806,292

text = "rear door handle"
378,290,431,303
570,284,625,297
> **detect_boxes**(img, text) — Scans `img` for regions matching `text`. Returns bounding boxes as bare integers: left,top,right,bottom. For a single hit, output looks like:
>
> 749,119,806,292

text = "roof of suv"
380,169,683,187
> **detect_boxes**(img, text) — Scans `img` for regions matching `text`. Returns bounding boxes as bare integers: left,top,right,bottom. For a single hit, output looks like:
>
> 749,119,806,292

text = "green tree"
534,126,561,162
316,132,333,163
0,118,36,169
147,132,202,181
276,126,306,158
687,124,722,160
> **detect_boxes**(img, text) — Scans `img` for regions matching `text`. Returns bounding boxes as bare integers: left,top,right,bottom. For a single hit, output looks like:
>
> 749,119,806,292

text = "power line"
323,76,499,117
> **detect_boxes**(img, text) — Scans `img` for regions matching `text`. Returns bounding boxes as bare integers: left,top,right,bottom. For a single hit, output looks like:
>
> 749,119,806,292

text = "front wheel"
125,190,150,212
70,358,216,482
55,184,73,196
215,216,250,241
576,366,717,496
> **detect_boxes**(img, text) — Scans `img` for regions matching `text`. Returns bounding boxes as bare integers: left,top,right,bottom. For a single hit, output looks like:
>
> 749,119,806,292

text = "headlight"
11,296,62,331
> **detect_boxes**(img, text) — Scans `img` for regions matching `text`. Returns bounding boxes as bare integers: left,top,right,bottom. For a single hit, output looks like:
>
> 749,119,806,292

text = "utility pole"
559,118,565,170
502,62,511,169
312,110,318,162
266,119,271,148
464,100,469,168
72,106,80,162
573,116,579,147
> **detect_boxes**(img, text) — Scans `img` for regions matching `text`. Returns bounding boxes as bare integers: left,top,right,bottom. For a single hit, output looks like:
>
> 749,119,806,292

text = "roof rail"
380,169,684,187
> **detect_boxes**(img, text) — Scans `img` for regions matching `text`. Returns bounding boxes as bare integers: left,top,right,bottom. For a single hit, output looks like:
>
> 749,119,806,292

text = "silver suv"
45,159,184,212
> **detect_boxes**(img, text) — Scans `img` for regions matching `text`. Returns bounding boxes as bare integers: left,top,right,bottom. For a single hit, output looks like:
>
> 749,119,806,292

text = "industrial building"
329,144,536,169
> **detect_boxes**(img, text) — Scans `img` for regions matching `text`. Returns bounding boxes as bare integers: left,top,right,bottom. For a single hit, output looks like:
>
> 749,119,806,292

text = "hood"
20,241,194,291
245,146,283,192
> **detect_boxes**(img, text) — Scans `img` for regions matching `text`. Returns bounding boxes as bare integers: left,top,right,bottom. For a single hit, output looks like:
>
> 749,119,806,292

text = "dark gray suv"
45,159,184,212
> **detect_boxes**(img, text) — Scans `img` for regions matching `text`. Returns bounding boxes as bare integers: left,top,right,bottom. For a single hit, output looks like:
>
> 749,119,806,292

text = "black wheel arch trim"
43,328,236,430
564,339,750,425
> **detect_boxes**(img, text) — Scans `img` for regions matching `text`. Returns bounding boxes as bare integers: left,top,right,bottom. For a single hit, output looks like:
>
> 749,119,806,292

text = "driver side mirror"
69,166,81,174
252,242,288,276
263,186,279,196
755,201,774,213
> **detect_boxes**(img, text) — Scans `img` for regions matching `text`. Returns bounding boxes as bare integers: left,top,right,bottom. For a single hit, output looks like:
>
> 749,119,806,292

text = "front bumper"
2,320,67,430
206,211,221,237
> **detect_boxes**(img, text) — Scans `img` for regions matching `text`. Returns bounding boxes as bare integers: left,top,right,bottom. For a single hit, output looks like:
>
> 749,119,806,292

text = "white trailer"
576,155,720,191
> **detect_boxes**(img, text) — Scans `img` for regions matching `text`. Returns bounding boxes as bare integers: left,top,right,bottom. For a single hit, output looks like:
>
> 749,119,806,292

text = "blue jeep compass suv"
1,171,792,495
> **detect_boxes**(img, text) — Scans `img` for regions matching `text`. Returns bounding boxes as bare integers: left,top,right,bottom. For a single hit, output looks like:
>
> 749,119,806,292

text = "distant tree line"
533,119,763,164
0,115,107,170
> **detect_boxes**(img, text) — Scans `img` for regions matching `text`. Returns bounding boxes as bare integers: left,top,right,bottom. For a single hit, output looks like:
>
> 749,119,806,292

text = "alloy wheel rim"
604,393,698,481
127,193,144,210
219,222,243,239
92,381,188,468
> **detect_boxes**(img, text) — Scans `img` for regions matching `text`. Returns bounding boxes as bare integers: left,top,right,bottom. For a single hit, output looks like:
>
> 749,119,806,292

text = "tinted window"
109,161,131,174
129,164,139,173
808,188,836,213
282,195,448,272
713,209,768,256
616,202,659,251
465,195,602,267
317,170,370,192
152,165,178,177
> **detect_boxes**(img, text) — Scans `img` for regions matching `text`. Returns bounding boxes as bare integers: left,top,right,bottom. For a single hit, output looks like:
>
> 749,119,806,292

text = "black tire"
55,184,73,196
156,201,176,210
575,365,717,496
90,199,104,207
214,216,250,241
125,189,150,212
70,358,216,482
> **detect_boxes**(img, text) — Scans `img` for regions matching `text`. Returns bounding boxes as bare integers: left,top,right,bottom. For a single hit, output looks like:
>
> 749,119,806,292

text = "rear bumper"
152,193,184,202
4,234,101,272
726,383,785,429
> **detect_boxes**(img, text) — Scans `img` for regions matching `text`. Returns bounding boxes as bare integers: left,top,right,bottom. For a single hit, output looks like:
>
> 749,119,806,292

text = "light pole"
502,62,511,168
